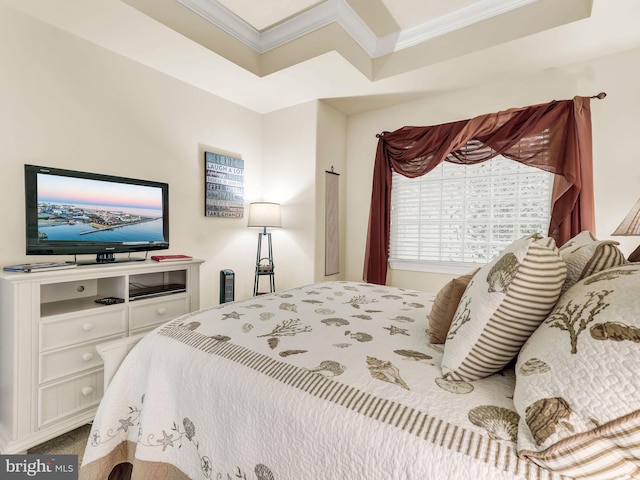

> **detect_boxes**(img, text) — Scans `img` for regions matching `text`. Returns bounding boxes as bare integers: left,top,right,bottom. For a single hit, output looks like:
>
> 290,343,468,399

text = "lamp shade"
247,202,282,228
612,198,640,236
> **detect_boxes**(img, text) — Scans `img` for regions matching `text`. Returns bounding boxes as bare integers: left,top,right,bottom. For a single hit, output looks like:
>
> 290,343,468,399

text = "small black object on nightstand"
95,297,124,305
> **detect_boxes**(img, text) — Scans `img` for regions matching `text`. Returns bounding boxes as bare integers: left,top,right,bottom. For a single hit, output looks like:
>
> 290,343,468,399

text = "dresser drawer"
38,370,104,429
129,294,189,331
39,334,125,384
40,308,127,351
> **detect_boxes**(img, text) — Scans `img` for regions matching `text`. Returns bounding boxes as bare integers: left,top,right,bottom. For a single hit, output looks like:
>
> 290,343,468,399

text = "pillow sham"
558,230,626,294
441,234,566,381
514,263,640,480
428,269,478,344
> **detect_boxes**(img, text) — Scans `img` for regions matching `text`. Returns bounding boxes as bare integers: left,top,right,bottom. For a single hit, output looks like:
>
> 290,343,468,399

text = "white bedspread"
80,281,565,480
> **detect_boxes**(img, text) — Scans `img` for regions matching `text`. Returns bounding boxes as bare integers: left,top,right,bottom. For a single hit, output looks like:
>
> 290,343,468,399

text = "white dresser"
0,259,203,454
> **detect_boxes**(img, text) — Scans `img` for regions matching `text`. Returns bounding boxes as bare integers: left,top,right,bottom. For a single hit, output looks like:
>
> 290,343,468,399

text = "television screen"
25,164,169,263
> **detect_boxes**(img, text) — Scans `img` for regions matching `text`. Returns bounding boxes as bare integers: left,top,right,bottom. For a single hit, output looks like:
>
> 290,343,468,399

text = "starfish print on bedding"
157,430,174,451
90,400,143,448
118,417,134,433
384,325,409,336
222,311,244,320
91,400,213,477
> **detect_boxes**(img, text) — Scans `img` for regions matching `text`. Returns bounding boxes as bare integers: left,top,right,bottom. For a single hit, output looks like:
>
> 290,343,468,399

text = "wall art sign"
204,151,244,218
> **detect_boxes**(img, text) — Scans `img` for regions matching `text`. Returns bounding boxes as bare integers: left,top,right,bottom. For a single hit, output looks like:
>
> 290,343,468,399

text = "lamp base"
253,232,275,296
628,244,640,262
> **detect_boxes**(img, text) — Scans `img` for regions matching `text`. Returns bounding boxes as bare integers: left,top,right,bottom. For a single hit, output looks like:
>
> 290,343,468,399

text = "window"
389,156,554,274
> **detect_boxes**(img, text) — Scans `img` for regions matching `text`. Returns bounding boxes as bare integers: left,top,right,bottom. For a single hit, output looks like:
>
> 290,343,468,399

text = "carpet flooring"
27,423,91,468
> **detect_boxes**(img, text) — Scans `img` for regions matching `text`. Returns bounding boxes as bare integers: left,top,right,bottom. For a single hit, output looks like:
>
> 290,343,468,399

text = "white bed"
80,280,563,480
80,232,640,480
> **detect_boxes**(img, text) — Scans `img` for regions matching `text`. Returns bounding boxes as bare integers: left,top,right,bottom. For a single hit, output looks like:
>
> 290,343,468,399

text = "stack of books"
150,255,193,262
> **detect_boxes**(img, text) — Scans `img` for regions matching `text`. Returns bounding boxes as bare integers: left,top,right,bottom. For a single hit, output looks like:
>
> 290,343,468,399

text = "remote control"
95,297,124,305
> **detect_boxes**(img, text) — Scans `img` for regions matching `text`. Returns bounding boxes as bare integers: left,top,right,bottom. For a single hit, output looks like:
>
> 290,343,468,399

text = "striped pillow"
559,230,626,294
441,234,566,382
514,263,640,479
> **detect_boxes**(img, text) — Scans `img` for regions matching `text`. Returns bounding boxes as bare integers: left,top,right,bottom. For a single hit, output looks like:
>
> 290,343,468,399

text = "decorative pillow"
428,269,478,344
514,263,640,479
558,230,626,294
441,234,566,381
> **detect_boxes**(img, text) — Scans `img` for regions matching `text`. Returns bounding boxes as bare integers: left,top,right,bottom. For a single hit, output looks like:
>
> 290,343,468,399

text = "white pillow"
514,263,640,479
441,234,566,381
558,230,626,294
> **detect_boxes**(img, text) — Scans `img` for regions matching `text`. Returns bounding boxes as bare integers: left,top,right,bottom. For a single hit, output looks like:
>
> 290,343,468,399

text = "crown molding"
177,0,540,58
375,0,539,56
176,0,262,48
260,0,377,55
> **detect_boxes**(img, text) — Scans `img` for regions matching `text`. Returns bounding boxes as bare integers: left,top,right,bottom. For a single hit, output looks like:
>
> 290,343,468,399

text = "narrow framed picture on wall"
325,169,340,275
204,151,244,218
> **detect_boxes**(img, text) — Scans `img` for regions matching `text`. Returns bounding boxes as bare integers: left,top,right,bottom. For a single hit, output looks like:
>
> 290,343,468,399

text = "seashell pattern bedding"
80,281,566,480
514,263,640,479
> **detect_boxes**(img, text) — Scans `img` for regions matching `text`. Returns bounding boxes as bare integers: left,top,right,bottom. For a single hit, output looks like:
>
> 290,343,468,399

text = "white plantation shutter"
389,156,554,273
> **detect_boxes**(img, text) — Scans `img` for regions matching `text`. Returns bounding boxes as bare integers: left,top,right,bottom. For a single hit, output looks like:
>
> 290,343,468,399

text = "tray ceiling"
129,0,581,78
3,0,640,114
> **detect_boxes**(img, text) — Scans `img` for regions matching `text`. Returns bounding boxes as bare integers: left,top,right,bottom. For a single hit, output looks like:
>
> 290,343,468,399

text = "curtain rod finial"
591,92,607,100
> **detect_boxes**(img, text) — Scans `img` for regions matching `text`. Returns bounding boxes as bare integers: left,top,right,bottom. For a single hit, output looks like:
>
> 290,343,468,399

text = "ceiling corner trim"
177,0,543,59
260,0,376,55
333,0,378,56
176,0,261,49
375,0,540,55
178,0,378,56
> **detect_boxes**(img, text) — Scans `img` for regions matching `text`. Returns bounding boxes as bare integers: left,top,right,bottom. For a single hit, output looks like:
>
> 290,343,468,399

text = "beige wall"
315,102,347,282
261,102,318,290
259,100,349,288
0,5,341,304
0,5,312,305
261,101,348,286
344,47,640,291
577,48,640,255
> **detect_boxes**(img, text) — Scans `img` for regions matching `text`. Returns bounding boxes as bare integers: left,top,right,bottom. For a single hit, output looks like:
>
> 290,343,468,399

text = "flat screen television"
25,164,169,264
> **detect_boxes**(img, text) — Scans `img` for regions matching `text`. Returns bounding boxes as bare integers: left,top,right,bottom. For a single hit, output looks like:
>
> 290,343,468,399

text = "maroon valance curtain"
364,96,595,285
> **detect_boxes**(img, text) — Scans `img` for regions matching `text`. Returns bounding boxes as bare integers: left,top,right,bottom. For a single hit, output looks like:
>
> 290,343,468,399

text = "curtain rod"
375,93,608,138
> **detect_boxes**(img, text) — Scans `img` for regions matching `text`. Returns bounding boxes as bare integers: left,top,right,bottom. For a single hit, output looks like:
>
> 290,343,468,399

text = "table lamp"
612,197,640,262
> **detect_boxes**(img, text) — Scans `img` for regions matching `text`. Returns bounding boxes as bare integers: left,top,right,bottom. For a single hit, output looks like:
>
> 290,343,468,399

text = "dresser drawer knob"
82,323,94,332
157,307,167,315
81,387,94,396
82,353,94,362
